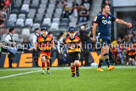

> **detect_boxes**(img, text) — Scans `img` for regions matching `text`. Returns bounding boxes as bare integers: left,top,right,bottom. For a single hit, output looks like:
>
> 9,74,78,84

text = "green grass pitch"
0,67,136,91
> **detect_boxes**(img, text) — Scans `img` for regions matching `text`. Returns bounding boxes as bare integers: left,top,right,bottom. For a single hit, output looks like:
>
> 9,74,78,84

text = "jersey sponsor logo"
102,20,111,25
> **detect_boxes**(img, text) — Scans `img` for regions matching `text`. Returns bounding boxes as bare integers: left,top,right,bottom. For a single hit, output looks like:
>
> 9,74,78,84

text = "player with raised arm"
92,4,132,71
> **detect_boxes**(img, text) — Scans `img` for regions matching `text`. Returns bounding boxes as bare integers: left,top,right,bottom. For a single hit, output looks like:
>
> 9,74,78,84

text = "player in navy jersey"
92,4,132,71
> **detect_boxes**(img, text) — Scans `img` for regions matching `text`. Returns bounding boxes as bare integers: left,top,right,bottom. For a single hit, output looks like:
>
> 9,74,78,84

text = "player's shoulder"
65,36,70,41
37,36,43,40
47,35,52,39
96,13,103,17
75,36,80,40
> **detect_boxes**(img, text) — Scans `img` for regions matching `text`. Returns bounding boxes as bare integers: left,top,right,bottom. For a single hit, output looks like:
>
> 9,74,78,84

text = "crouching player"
35,27,53,74
126,43,136,66
65,27,81,77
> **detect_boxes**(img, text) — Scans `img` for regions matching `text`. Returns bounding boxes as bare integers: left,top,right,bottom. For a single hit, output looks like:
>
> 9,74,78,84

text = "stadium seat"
42,18,51,27
55,8,63,14
84,3,90,9
76,0,82,5
70,17,78,23
23,0,31,4
16,19,24,27
32,23,41,31
38,8,45,13
25,19,33,27
21,28,30,37
35,16,43,23
18,14,26,19
60,22,69,28
54,13,61,18
62,18,69,22
41,0,48,4
8,14,17,22
7,21,15,27
21,4,29,13
13,34,19,42
67,3,73,9
45,12,53,18
49,0,56,4
1,34,7,42
11,9,19,14
27,9,36,19
57,4,64,8
69,22,76,27
31,0,40,8
47,8,54,13
67,0,73,2
53,18,60,24
40,4,47,9
50,23,59,31
14,0,22,8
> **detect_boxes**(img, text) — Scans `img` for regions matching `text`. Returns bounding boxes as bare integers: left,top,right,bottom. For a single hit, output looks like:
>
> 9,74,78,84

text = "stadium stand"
0,0,92,42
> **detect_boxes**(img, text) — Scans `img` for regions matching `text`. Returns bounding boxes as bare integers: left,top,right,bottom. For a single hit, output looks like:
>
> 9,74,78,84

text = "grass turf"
0,67,136,91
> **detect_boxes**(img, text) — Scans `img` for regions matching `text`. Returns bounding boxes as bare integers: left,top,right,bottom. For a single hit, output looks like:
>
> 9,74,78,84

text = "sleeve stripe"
94,22,98,24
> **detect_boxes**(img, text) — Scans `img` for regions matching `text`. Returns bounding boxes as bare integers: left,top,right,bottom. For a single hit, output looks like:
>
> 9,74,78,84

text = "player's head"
34,28,40,34
9,27,15,34
41,27,48,36
101,4,110,14
68,27,76,38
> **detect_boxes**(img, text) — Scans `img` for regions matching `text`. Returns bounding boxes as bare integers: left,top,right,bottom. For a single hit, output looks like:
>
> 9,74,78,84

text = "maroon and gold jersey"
35,35,53,59
36,35,53,51
126,48,135,56
65,36,81,53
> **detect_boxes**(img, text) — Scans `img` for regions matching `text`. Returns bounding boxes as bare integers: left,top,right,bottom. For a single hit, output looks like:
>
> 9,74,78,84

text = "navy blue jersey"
94,13,117,37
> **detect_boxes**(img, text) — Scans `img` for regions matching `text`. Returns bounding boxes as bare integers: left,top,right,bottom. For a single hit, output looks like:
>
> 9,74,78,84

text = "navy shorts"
99,36,111,46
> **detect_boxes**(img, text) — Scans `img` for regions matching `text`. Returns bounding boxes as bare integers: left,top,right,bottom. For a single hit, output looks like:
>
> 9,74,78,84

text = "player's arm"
115,18,132,28
92,23,98,42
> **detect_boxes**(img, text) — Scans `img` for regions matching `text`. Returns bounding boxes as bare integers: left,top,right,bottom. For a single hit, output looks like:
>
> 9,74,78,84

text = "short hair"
34,28,40,31
9,27,15,33
101,4,109,11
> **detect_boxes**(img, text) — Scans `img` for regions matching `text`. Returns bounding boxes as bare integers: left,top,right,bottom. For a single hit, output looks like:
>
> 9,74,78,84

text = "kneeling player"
36,27,53,74
65,27,81,77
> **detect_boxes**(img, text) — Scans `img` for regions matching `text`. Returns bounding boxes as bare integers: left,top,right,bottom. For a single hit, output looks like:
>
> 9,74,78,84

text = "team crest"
102,16,105,19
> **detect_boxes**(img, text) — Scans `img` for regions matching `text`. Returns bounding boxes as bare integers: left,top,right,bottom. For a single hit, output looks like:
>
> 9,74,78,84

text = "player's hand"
126,23,132,28
92,37,96,42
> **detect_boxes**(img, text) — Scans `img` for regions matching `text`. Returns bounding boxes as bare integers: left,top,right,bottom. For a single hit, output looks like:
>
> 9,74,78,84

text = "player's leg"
97,48,105,71
46,58,51,74
71,62,75,77
102,45,110,67
102,45,115,71
74,60,80,77
68,53,75,77
41,56,46,74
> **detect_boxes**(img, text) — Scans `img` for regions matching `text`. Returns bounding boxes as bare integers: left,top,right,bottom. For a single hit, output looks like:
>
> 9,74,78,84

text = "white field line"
0,70,40,79
0,66,136,71
0,66,136,79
